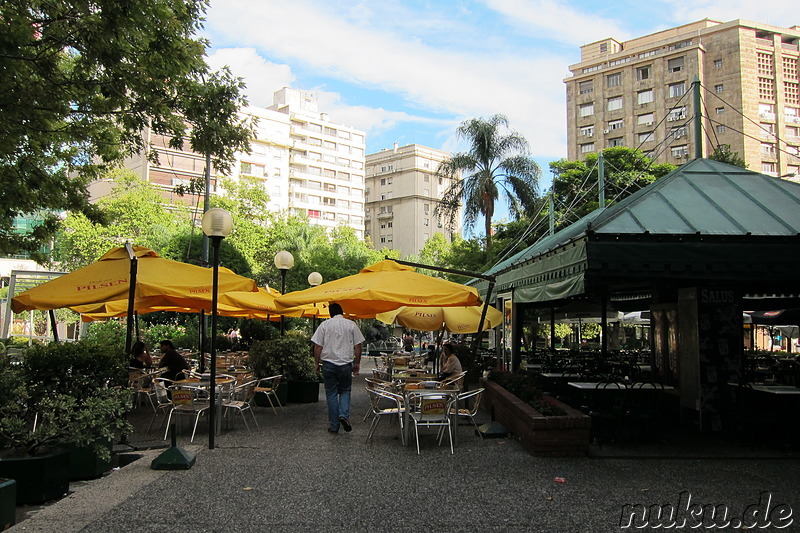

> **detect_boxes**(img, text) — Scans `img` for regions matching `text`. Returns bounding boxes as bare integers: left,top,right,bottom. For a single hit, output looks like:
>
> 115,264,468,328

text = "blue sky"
202,0,795,231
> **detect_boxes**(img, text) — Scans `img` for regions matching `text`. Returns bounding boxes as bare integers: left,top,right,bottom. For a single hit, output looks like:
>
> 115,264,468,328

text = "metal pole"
280,269,287,336
209,236,221,449
598,151,605,208
202,152,211,266
125,243,138,356
692,75,703,159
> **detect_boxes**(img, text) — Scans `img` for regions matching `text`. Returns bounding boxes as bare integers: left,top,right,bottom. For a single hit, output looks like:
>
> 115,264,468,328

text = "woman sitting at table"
158,339,190,381
129,341,153,369
438,343,462,380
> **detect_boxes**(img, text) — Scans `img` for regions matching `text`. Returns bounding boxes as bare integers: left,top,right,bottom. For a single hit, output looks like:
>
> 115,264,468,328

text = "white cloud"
205,48,295,108
482,0,633,45
205,0,570,159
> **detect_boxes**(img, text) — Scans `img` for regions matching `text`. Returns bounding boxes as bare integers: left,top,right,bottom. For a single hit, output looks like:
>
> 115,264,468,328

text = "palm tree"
436,114,540,251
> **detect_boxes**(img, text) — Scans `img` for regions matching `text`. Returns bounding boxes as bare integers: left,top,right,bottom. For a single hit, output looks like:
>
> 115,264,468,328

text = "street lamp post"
274,251,294,336
308,271,322,332
201,208,233,450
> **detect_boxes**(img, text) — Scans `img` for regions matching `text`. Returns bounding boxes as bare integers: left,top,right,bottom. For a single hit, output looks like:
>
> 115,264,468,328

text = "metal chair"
165,386,210,442
451,388,485,439
254,375,284,414
407,391,457,454
365,388,406,445
223,379,259,434
147,377,174,433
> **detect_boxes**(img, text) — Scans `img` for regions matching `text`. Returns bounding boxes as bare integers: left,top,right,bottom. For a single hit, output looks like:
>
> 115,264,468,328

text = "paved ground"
10,374,800,532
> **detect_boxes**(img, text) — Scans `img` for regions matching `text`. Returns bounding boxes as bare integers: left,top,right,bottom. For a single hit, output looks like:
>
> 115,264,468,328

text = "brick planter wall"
480,378,590,457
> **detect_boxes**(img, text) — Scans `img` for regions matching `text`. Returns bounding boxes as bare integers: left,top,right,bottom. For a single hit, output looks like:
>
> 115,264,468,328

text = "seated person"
158,339,190,381
129,340,153,369
438,343,463,380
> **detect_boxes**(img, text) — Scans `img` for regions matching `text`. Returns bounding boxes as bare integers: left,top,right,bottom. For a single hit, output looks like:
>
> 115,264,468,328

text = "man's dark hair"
160,339,175,349
329,303,343,316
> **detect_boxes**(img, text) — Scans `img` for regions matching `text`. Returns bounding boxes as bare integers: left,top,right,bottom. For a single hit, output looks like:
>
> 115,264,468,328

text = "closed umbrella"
376,304,503,333
275,260,481,316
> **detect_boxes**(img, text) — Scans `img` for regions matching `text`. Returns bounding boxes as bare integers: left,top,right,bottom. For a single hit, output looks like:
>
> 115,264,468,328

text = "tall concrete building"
365,143,460,257
564,19,800,178
269,88,366,238
104,88,366,238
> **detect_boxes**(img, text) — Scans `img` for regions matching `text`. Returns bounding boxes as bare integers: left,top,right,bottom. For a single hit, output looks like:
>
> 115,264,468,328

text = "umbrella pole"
48,309,59,342
199,311,206,373
124,243,138,357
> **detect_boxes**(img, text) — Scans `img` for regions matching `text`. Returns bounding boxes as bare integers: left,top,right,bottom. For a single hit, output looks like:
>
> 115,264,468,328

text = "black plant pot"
0,478,15,529
0,448,70,505
287,380,321,403
67,438,113,481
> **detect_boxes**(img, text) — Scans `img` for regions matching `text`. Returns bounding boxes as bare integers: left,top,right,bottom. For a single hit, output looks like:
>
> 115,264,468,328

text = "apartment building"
564,19,800,178
105,88,366,238
269,88,366,239
365,143,460,257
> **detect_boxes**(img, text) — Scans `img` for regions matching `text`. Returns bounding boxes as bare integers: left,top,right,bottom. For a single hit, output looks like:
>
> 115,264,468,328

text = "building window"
579,103,595,117
636,65,651,81
637,113,654,125
424,174,430,182
785,82,799,106
580,126,594,137
758,78,774,100
667,56,684,73
667,106,687,121
757,52,774,75
761,162,777,174
637,89,654,104
580,142,595,154
714,83,724,93
713,59,723,68
759,103,776,119
423,218,429,227
607,96,623,111
716,125,726,133
380,178,386,186
786,106,799,123
787,126,800,138
608,137,624,147
308,209,321,218
606,72,621,88
599,43,608,53
761,143,777,157
671,145,688,158
324,126,337,136
638,132,654,143
608,119,623,130
578,80,594,94
240,162,252,175
669,82,686,98
670,126,686,139
424,204,430,215
784,57,798,80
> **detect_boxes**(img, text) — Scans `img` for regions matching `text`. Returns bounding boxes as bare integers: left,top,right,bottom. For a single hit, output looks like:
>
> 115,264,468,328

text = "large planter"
287,380,320,403
254,380,288,407
67,438,113,481
481,378,591,457
0,478,15,529
0,448,70,505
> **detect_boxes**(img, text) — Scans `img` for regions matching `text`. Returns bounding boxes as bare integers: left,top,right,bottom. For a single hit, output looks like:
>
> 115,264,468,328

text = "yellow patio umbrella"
219,287,331,319
376,304,503,333
11,245,259,313
72,296,275,322
275,259,482,317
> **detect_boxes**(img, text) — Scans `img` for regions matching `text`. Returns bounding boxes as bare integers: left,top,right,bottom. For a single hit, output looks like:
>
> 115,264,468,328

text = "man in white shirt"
311,302,365,434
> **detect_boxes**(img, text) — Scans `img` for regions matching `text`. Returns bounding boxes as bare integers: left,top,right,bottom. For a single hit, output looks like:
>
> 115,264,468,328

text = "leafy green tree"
708,144,748,169
53,170,190,269
436,114,541,251
1,0,251,260
549,147,675,228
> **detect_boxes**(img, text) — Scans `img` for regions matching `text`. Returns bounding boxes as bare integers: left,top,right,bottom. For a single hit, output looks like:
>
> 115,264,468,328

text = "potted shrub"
481,370,590,457
247,331,321,403
0,342,132,502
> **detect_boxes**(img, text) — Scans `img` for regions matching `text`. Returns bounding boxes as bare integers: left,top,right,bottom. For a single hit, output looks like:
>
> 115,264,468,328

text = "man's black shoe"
339,417,352,432
327,428,338,434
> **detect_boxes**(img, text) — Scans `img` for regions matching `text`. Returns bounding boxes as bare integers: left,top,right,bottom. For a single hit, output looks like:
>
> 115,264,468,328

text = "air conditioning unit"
667,116,675,122
603,129,610,134
644,121,653,126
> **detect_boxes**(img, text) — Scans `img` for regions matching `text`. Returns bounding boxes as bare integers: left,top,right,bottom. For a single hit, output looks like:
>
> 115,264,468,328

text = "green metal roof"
486,158,800,279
